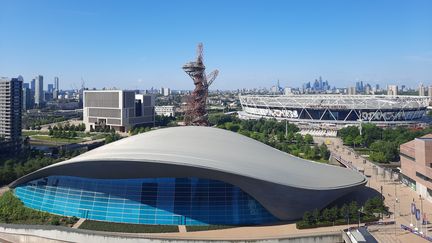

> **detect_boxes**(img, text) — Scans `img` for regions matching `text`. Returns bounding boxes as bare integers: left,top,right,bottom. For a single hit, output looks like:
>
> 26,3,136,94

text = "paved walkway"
72,218,86,229
178,225,187,233
130,223,351,240
324,137,431,243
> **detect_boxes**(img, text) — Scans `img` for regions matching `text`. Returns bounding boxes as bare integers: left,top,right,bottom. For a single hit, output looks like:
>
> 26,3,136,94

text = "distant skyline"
1,0,431,90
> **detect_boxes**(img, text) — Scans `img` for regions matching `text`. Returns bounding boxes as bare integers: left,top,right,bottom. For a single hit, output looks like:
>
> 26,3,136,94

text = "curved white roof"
58,126,365,189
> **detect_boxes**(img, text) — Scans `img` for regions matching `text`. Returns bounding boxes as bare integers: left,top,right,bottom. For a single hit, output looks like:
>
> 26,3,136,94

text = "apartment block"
0,76,23,153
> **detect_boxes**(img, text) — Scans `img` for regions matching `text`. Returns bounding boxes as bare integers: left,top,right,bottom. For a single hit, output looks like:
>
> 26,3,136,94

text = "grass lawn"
79,220,179,233
186,225,236,232
354,148,372,156
22,130,49,136
31,135,84,143
91,133,110,140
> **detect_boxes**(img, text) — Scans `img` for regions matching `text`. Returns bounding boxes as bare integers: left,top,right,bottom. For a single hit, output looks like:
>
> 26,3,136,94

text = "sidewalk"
325,137,431,242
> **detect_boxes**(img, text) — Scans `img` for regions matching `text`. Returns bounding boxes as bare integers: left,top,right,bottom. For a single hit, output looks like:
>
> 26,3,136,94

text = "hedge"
79,220,179,233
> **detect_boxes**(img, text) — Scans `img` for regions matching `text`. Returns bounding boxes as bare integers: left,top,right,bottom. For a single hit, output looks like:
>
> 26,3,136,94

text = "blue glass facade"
14,176,276,225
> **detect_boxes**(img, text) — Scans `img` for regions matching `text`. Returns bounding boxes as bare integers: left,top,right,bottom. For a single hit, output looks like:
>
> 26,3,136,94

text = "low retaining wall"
0,224,344,243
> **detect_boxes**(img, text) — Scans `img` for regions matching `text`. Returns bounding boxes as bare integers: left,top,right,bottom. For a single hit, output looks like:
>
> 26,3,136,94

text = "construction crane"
80,77,86,91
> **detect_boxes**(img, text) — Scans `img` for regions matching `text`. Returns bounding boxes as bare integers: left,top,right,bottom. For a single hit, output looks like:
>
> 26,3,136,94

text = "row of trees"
209,114,330,162
129,115,179,136
104,133,122,144
298,196,388,229
0,147,84,186
155,115,177,127
130,126,152,135
90,126,115,133
47,124,86,139
49,130,78,139
0,151,59,185
48,123,86,132
339,124,432,163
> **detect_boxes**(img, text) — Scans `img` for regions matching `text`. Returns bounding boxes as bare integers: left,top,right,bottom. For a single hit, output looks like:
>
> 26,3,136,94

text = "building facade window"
416,172,432,183
15,176,276,225
400,153,415,162
401,174,417,190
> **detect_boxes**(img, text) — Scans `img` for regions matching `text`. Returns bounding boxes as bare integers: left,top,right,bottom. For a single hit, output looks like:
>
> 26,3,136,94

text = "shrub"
79,220,179,233
0,191,77,226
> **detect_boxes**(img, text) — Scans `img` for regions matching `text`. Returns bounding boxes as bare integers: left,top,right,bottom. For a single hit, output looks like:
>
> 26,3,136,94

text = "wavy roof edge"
10,126,367,190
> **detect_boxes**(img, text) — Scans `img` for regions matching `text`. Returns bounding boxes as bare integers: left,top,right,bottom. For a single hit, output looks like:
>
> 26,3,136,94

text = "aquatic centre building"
11,127,366,225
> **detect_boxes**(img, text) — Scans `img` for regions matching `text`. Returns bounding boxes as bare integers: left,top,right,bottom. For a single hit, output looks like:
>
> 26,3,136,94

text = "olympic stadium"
10,126,366,226
239,94,430,133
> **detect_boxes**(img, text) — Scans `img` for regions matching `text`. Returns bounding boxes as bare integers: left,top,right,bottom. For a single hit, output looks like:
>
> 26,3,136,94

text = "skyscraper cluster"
302,76,332,93
21,75,61,110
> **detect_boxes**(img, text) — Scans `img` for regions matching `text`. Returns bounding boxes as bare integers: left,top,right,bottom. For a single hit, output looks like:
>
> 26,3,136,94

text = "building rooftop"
400,133,432,158
12,126,366,190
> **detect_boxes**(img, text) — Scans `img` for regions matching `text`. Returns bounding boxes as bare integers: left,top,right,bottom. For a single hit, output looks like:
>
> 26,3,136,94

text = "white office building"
387,85,398,96
83,90,155,132
160,87,171,96
155,106,175,117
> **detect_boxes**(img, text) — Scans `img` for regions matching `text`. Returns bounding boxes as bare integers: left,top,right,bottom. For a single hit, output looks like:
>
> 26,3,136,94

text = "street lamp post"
394,182,397,201
358,207,363,228
420,195,424,234
380,185,384,220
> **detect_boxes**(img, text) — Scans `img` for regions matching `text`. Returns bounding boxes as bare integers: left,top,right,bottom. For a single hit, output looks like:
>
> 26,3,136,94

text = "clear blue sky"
1,0,431,90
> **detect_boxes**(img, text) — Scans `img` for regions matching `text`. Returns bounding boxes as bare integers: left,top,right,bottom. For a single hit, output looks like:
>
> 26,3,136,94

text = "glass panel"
14,176,277,225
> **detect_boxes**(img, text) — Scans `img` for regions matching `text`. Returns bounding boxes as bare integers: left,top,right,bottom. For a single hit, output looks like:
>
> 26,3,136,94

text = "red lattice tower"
182,43,219,126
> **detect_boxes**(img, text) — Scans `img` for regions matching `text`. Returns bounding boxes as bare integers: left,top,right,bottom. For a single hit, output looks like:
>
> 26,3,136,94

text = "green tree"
361,124,383,147
344,135,353,146
286,132,295,142
354,135,363,148
369,151,386,163
304,134,313,144
349,201,359,220
322,208,331,222
329,206,339,225
312,208,320,223
319,143,330,160
225,122,240,132
340,204,349,221
295,133,304,144
302,211,314,225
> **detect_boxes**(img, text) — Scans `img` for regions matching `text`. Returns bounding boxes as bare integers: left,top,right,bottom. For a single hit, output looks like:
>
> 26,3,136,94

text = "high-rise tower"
34,75,44,107
0,76,23,153
54,76,59,90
